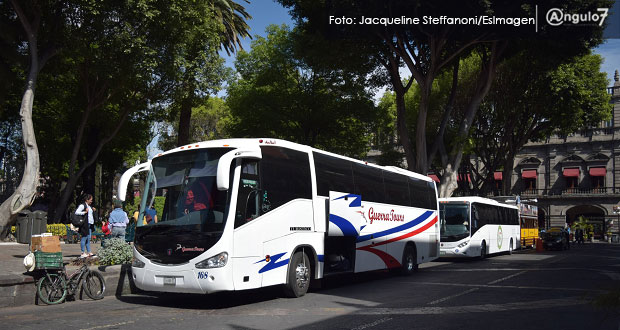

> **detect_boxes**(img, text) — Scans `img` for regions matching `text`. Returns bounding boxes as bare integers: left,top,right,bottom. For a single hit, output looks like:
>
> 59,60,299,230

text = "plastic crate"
34,251,63,270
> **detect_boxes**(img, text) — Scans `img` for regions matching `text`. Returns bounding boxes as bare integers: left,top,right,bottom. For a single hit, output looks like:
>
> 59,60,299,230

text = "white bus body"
439,197,520,258
119,138,439,297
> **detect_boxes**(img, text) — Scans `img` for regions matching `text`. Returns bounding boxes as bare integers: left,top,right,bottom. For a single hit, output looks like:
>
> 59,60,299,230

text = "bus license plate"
163,276,176,286
440,251,446,256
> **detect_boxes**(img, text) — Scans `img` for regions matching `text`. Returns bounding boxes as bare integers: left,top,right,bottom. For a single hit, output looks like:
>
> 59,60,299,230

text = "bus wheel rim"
295,263,309,288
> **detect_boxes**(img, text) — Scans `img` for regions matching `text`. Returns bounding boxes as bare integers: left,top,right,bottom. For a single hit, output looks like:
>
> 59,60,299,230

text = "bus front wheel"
480,241,487,260
284,251,311,298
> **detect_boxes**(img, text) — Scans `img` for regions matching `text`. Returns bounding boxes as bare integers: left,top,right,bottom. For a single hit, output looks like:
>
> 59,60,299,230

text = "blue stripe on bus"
356,210,434,243
329,214,359,236
255,252,289,274
332,194,362,207
317,255,324,262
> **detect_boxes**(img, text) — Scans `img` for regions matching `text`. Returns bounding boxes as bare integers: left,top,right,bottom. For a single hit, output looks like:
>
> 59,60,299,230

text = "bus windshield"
440,203,470,242
134,147,233,265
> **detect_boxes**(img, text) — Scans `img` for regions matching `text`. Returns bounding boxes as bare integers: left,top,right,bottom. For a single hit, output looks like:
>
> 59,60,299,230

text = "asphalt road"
2,243,619,330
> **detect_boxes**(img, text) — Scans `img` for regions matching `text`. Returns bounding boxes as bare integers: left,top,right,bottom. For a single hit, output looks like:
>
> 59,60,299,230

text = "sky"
148,1,620,157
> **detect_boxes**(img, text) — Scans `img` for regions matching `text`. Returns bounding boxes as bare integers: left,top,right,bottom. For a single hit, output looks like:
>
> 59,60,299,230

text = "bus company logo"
546,8,609,26
175,244,205,253
497,225,503,250
368,207,405,224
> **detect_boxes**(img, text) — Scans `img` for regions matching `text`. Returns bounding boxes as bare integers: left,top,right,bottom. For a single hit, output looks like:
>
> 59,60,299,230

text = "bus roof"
438,196,519,209
151,138,434,183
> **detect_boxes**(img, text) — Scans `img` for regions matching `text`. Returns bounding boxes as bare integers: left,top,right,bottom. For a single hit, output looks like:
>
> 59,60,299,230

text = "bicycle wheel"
82,270,105,300
37,273,67,305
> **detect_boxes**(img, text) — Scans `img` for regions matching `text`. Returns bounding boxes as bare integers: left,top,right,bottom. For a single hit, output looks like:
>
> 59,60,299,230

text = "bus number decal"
197,271,209,280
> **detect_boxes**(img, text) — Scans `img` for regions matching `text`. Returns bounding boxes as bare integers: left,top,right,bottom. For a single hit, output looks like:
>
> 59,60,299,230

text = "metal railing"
480,187,620,197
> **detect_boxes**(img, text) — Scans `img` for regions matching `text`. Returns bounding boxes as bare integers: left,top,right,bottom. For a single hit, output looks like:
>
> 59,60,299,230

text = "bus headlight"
132,258,145,268
457,240,469,248
196,252,228,269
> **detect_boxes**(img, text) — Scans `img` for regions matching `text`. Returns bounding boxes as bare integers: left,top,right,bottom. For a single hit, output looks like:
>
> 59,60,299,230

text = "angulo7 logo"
546,8,609,26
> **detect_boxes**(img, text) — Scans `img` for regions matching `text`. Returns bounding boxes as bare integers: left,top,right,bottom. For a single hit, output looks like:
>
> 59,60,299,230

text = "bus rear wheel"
508,239,513,255
284,251,311,298
401,245,418,275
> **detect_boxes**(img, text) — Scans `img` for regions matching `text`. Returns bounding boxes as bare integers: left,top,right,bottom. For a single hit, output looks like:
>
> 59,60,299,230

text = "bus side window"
471,204,479,230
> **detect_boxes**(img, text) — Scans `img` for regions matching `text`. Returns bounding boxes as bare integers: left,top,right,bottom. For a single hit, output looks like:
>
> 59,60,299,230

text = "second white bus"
439,197,520,258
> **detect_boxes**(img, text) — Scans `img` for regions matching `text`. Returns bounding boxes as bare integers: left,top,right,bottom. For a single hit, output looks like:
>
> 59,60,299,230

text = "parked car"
542,227,569,250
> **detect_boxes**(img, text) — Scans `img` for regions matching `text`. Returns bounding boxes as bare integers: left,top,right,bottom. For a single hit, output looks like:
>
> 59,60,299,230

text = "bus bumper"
439,244,478,258
131,250,234,294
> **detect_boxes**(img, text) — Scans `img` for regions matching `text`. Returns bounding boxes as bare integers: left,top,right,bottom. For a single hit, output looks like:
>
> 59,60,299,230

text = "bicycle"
36,259,106,305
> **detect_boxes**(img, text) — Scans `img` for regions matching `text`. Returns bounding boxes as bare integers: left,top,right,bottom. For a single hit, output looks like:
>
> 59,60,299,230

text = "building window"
521,169,537,195
562,167,580,193
589,167,606,193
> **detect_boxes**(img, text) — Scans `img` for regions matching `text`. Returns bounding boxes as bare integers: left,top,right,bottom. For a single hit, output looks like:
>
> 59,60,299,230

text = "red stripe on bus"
357,245,402,269
360,216,438,249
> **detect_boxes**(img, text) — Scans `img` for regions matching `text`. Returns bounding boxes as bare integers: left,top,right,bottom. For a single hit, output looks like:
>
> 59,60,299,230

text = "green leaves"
98,237,133,266
226,25,380,158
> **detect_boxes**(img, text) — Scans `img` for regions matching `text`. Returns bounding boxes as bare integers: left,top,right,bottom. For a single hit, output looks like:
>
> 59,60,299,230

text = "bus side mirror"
216,149,262,191
118,161,151,201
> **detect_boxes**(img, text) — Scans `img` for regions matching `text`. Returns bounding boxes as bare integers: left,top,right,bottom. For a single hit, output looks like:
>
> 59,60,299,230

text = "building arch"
564,204,607,240
518,157,541,167
586,153,610,161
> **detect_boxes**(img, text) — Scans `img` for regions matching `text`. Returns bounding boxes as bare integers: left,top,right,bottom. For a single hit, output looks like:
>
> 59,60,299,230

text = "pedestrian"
75,194,96,258
108,199,129,241
576,228,584,244
566,225,571,249
144,205,158,225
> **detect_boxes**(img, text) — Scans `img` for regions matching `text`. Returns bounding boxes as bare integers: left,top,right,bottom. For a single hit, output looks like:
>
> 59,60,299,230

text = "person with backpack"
108,199,129,241
74,194,96,258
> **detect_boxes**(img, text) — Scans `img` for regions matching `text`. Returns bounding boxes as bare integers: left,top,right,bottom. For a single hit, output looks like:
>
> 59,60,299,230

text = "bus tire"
401,245,418,275
480,241,486,260
284,251,311,298
508,239,513,255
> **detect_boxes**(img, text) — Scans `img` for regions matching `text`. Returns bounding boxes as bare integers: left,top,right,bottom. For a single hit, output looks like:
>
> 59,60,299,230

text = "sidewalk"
0,241,136,308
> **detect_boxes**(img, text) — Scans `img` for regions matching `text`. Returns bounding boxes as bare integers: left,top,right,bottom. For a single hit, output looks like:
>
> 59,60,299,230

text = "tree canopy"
226,24,382,158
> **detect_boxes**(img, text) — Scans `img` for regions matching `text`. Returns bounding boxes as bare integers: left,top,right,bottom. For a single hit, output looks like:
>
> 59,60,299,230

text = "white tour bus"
439,197,519,258
119,138,439,297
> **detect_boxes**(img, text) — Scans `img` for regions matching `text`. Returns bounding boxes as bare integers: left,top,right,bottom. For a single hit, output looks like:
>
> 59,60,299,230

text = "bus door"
232,159,264,290
324,192,361,274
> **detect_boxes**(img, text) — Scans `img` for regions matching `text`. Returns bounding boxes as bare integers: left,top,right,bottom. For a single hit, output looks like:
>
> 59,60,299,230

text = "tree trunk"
0,1,44,240
177,95,193,147
395,90,416,171
438,42,506,199
502,154,516,196
439,165,458,198
415,87,430,174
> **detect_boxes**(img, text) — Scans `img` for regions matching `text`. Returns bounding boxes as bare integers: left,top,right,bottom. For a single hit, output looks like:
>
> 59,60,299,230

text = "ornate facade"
507,70,620,240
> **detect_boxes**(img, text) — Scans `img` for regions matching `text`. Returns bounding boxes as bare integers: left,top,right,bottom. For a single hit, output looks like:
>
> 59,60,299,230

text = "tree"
279,0,611,197
174,0,251,147
226,24,381,158
0,1,250,234
0,0,64,239
158,97,232,152
470,52,612,195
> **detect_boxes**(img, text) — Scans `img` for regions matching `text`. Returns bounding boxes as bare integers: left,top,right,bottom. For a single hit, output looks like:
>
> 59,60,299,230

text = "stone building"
505,70,620,240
